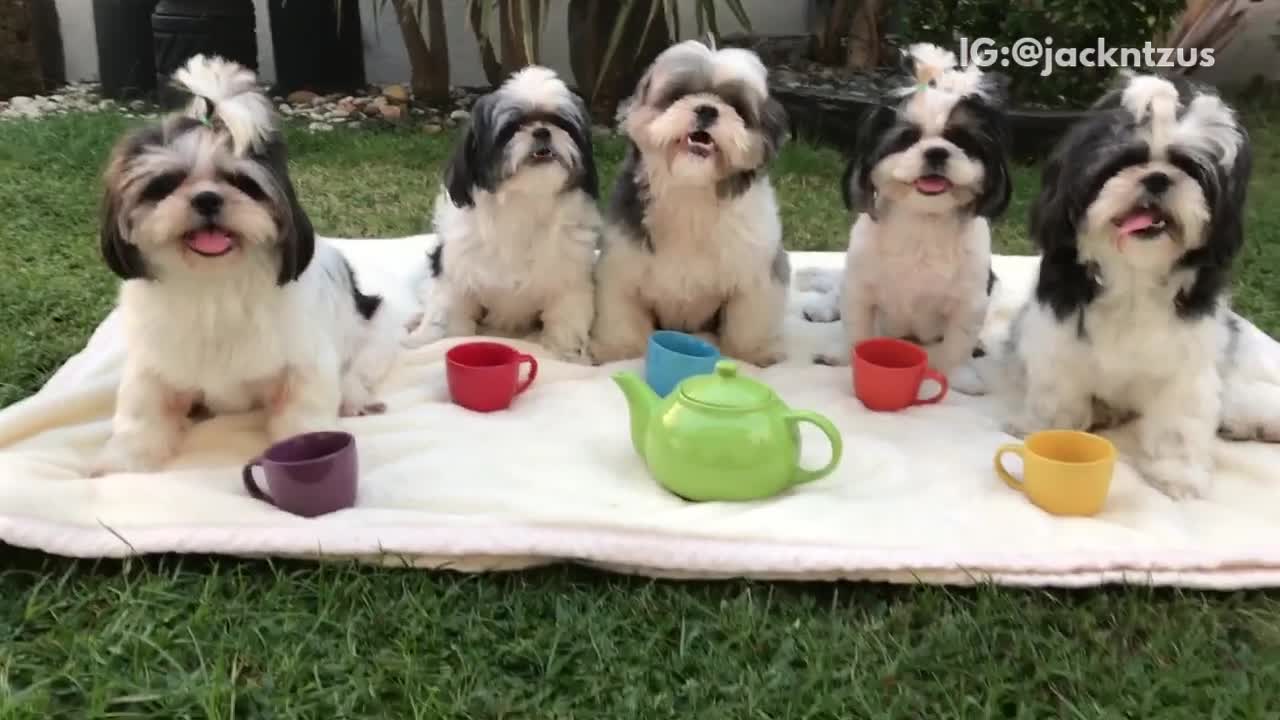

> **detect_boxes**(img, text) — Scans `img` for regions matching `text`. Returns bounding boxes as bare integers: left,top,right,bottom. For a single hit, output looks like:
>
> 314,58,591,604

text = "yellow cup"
994,430,1117,516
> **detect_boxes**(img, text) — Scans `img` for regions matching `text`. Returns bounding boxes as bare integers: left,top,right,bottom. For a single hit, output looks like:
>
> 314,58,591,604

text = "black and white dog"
804,44,1010,390
406,66,601,363
93,55,400,475
996,72,1280,498
590,40,792,367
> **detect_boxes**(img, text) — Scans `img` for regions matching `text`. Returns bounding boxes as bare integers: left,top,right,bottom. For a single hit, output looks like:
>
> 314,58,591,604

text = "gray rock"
10,96,35,108
449,109,471,122
308,121,334,132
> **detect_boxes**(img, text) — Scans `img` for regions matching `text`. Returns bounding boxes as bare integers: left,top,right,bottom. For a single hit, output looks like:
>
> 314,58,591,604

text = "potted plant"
377,0,451,107
565,0,753,123
468,0,549,87
764,0,895,151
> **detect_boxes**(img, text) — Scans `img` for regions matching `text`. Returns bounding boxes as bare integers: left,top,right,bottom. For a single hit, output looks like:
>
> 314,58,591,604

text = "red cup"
853,337,948,411
446,341,538,412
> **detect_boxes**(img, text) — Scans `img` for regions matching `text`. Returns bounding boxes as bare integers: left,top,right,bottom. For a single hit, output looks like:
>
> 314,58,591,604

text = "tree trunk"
567,0,669,123
393,0,450,106
472,0,503,86
811,0,853,67
500,0,541,75
844,0,884,70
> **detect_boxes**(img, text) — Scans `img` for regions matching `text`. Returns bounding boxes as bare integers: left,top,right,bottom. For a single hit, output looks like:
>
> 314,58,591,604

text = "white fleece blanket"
4,235,1280,589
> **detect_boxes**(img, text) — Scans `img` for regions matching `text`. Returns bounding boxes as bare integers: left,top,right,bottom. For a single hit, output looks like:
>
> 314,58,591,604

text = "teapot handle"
784,411,843,485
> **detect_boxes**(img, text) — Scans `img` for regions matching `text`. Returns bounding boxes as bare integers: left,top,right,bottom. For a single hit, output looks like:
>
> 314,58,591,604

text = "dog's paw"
800,299,841,324
589,338,643,365
543,331,594,365
404,312,425,333
89,438,169,477
1000,416,1037,439
812,351,848,367
1142,458,1211,500
340,401,387,418
403,322,445,349
727,345,786,368
1218,419,1280,443
552,343,593,365
948,364,987,396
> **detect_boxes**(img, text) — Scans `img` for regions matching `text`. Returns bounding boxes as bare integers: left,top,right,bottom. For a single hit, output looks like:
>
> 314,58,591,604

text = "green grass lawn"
3,110,1280,717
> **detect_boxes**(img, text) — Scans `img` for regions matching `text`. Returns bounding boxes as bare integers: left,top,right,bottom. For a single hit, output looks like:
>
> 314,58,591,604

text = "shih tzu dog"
590,40,791,366
803,44,1009,390
996,72,1280,498
92,55,401,475
404,66,601,363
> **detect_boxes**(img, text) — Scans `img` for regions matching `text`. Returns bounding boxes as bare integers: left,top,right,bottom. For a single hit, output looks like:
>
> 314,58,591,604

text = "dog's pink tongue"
914,176,950,193
1118,211,1155,236
186,229,233,255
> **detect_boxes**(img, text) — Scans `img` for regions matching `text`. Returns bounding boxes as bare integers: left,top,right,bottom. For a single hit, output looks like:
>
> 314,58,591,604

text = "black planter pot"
152,0,257,107
772,85,880,153
1006,108,1094,160
267,0,364,95
94,0,158,100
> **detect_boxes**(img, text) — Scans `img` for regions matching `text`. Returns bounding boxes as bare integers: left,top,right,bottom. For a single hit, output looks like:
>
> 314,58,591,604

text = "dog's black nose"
1141,172,1171,195
695,105,719,125
191,191,223,216
924,147,950,167
532,127,551,142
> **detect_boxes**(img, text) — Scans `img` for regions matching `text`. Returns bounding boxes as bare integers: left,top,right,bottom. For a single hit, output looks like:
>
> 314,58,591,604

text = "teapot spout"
611,371,660,457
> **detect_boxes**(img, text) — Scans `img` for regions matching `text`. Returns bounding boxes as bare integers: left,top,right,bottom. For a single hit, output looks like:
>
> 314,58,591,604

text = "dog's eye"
141,172,185,202
228,174,266,201
942,128,981,157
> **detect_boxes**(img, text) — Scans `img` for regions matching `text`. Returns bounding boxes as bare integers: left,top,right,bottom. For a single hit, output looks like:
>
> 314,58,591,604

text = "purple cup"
242,431,358,517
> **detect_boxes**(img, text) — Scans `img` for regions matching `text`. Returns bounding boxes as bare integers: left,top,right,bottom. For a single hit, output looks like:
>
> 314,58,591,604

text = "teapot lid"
679,360,774,409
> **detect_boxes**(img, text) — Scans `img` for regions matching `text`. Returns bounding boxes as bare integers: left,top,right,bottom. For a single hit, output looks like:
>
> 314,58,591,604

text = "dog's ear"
759,96,790,164
842,104,896,215
956,97,1012,219
99,130,154,280
443,93,499,207
259,137,315,285
99,184,149,280
1028,129,1100,319
1173,124,1251,318
567,92,600,199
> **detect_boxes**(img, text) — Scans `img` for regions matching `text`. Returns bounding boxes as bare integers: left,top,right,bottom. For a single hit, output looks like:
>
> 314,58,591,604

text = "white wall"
54,0,99,83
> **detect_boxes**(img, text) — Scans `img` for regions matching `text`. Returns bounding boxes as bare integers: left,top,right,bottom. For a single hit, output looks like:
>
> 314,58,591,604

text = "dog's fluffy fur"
590,40,792,366
405,66,601,363
992,72,1280,498
92,55,401,475
803,44,1010,388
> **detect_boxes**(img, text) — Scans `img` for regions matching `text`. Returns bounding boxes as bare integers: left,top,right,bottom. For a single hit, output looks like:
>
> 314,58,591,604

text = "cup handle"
785,411,843,485
994,444,1027,493
242,458,275,505
515,354,539,395
915,367,949,405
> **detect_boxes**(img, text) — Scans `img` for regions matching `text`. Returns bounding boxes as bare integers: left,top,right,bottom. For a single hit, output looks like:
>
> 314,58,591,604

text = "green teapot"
611,360,843,502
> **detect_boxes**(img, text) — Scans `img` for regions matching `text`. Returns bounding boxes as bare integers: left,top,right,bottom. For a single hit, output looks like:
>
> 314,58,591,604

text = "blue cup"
645,331,721,397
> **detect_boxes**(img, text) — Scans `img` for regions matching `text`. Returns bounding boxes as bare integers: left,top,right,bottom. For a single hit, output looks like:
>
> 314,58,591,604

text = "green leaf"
520,0,538,63
720,0,752,34
593,0,640,97
662,0,681,42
